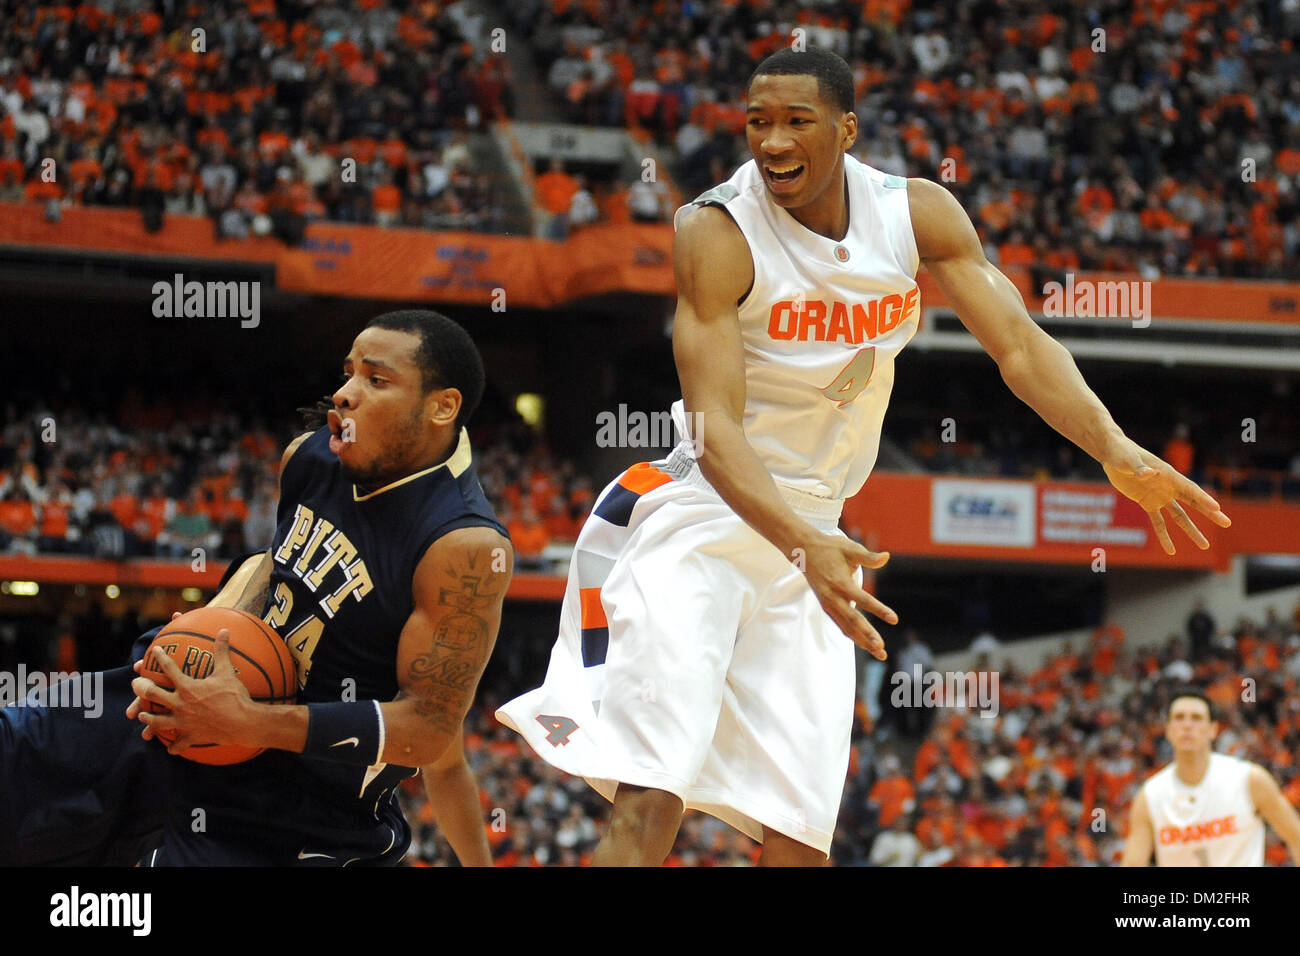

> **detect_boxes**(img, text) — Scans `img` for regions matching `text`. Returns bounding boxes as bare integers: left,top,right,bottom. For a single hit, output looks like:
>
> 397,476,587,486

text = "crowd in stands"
0,0,511,235
395,599,1300,866
510,0,1300,279
532,156,674,238
0,398,593,563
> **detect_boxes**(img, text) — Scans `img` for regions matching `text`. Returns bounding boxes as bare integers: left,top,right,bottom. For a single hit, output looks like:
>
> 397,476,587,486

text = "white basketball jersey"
1143,753,1264,866
672,155,921,500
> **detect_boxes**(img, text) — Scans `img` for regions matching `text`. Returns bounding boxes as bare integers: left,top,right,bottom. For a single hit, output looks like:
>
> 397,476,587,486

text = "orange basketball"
142,606,297,765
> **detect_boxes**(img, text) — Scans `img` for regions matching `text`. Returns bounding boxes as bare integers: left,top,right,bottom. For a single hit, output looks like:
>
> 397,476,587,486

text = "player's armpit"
1247,764,1300,863
1120,789,1154,866
385,527,513,767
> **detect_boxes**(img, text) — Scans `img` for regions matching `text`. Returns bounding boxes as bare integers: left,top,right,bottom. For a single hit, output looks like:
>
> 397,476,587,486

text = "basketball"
141,607,297,766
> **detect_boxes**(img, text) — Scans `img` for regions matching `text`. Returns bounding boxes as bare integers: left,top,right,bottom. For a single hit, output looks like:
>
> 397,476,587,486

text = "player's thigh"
709,558,856,839
595,504,756,785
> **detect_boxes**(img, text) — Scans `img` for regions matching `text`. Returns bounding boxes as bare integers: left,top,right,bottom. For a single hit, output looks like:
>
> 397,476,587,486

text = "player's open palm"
800,534,898,660
1102,439,1231,555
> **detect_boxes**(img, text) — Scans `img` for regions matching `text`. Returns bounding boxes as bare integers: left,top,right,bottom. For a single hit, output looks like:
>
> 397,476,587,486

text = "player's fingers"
131,675,177,709
137,709,177,733
835,605,887,660
1167,501,1209,550
126,694,142,719
848,587,899,626
165,735,192,755
844,540,890,570
213,627,233,669
151,645,187,683
1177,479,1232,528
171,612,182,621
1147,508,1174,556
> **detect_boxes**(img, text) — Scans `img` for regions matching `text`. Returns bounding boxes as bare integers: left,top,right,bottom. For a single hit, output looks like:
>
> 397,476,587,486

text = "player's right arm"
672,206,897,657
1120,788,1154,866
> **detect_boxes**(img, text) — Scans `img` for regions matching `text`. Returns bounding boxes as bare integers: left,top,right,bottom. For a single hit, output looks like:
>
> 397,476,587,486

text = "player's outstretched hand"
126,627,255,754
799,534,898,660
1102,439,1231,555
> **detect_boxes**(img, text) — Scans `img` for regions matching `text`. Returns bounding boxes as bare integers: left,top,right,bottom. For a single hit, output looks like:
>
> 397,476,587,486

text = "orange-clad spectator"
342,135,378,165
507,504,550,560
1163,423,1194,475
0,492,37,537
38,496,71,542
998,231,1035,267
534,158,578,217
258,124,291,163
868,759,915,827
67,154,103,201
380,133,409,169
24,179,64,202
372,172,403,227
108,491,138,530
0,143,24,187
1077,179,1114,228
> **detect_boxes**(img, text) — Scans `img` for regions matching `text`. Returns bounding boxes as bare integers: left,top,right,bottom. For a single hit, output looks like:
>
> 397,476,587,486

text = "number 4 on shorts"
536,714,579,746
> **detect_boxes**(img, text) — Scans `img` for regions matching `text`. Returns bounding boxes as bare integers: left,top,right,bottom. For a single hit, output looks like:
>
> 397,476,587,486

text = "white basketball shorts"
496,444,855,854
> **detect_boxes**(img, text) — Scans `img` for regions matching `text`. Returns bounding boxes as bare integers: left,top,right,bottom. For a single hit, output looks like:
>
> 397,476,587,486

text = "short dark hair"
297,309,486,432
1168,687,1215,722
364,309,485,431
748,46,855,114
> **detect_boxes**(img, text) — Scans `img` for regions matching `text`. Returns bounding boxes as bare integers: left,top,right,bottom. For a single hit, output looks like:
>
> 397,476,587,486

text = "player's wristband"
303,701,385,766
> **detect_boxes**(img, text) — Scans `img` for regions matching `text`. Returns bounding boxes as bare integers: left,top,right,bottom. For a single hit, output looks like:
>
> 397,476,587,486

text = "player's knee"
759,829,826,867
604,786,682,855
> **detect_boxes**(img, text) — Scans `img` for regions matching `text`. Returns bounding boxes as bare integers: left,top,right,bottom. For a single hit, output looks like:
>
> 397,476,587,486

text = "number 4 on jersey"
821,347,875,406
536,714,579,747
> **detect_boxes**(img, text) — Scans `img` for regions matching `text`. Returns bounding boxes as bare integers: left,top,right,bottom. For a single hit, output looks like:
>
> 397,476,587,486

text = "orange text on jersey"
767,288,919,345
1158,815,1238,844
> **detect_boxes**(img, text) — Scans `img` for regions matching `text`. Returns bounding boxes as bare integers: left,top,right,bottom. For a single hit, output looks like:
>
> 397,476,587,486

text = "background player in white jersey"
1122,689,1300,866
499,47,1232,866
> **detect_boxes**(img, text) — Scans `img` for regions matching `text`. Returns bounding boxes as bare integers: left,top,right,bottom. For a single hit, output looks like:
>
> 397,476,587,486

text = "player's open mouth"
327,409,352,455
766,164,805,188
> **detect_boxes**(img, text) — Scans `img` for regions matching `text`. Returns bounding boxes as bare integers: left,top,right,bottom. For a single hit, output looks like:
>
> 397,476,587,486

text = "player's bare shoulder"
905,177,980,261
672,203,753,307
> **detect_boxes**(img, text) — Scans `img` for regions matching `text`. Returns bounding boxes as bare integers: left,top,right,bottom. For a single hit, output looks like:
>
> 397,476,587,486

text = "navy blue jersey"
161,426,505,864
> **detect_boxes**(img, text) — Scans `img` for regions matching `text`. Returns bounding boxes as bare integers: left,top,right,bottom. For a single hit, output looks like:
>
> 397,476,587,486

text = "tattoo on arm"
403,547,502,733
234,577,272,616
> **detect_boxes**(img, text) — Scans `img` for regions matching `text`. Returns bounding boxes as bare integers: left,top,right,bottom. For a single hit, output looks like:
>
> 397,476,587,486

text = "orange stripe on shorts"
579,587,608,630
616,461,673,496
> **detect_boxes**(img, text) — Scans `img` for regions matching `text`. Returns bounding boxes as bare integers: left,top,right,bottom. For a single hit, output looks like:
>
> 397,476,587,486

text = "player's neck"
786,168,850,241
1173,749,1211,786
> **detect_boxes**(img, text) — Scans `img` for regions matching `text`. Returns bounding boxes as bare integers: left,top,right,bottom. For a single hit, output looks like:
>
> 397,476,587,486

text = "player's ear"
841,109,858,152
426,386,462,428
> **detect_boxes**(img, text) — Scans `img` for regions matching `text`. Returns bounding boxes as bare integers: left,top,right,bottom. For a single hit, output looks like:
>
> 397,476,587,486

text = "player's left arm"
1247,763,1300,864
420,726,493,866
386,526,512,766
908,178,1231,554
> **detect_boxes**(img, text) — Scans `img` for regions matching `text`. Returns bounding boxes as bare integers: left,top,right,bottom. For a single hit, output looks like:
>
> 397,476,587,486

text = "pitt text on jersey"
270,502,375,686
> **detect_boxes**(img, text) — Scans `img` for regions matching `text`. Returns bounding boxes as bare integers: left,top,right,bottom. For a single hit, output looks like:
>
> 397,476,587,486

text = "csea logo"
50,886,151,936
947,496,1017,518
